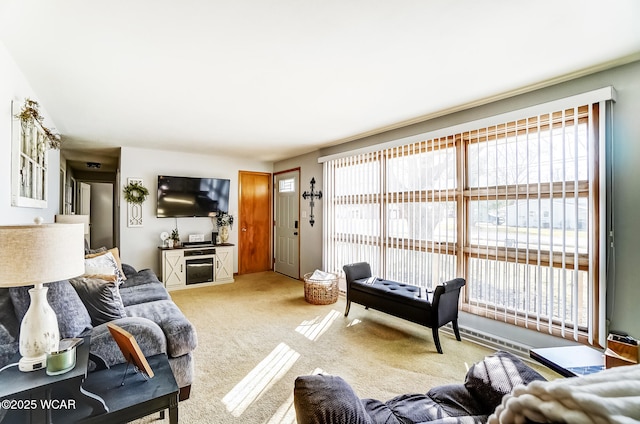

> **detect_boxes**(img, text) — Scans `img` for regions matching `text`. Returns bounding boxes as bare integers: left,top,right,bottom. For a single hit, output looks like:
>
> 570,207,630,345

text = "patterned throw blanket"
488,364,640,423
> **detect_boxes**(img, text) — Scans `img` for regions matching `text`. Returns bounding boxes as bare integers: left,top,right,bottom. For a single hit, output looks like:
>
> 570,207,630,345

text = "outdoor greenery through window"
323,102,603,343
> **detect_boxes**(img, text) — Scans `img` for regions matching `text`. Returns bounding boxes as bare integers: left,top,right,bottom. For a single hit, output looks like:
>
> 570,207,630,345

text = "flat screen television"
157,175,230,218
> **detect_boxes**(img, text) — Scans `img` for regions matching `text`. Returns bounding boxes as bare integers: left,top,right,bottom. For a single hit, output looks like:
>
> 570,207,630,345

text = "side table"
530,345,605,377
0,337,106,424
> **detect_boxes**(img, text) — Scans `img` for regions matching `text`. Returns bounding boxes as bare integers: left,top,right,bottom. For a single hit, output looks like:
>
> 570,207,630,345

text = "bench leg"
452,319,461,341
432,327,443,354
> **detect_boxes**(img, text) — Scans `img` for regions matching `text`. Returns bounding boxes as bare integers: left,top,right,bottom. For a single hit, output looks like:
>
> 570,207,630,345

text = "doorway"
89,182,114,248
274,169,300,279
78,181,114,249
238,171,272,274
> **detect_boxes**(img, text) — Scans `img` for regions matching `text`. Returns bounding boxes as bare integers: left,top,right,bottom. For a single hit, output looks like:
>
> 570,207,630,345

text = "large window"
323,91,612,344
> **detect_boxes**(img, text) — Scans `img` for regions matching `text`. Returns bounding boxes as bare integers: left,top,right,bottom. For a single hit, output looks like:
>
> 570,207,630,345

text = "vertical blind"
323,95,609,344
463,106,593,342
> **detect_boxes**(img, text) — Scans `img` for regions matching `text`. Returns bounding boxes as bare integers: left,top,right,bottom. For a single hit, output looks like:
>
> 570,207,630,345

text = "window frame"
322,88,614,346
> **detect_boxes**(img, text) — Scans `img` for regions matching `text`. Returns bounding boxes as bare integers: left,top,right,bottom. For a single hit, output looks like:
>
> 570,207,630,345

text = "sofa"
295,349,640,423
0,259,197,401
293,351,547,424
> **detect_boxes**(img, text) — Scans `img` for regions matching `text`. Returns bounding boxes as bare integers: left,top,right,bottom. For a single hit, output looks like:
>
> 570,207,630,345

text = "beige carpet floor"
134,271,554,424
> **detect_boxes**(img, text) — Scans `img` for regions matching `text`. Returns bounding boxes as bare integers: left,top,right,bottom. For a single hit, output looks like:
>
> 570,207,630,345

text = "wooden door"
238,171,272,274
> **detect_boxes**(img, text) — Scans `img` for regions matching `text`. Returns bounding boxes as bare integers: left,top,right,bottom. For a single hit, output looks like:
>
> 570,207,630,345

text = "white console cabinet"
159,244,235,290
214,245,234,283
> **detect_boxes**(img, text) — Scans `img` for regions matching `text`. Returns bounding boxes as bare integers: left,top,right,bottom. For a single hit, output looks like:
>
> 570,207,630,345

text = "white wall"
119,146,273,276
0,42,61,225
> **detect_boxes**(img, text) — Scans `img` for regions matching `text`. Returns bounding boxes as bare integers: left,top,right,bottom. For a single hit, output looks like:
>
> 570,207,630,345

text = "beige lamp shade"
55,214,90,235
0,223,85,287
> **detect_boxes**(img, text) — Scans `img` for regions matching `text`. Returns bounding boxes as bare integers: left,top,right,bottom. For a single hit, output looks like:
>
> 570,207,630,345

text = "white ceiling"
2,0,640,167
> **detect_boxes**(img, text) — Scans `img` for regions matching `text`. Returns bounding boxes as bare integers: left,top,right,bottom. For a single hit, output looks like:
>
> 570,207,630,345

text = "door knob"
294,232,298,236
242,227,247,232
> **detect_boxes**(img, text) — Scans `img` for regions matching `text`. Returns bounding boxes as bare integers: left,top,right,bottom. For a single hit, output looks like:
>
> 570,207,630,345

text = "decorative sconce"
302,177,322,227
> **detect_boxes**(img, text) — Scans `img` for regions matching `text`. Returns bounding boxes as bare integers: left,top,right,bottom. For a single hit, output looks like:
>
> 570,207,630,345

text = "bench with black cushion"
343,262,465,354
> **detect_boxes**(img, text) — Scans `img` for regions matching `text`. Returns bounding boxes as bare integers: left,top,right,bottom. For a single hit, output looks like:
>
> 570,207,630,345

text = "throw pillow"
9,280,93,339
84,248,127,283
464,350,546,414
69,277,127,326
294,374,373,424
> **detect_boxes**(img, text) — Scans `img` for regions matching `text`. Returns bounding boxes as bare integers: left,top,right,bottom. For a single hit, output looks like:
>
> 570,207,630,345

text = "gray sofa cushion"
69,277,127,326
0,341,19,370
119,269,170,306
125,300,197,358
364,387,486,423
9,280,93,338
0,289,19,344
119,283,171,307
120,268,162,289
361,398,404,423
0,290,19,368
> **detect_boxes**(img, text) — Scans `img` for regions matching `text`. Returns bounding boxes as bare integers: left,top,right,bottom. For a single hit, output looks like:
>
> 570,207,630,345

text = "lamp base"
19,353,47,372
18,283,60,373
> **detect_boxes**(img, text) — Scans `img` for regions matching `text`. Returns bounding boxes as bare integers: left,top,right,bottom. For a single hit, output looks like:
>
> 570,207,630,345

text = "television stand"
159,244,235,290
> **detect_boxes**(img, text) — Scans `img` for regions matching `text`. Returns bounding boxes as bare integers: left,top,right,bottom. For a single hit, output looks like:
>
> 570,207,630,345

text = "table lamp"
0,218,85,372
55,214,90,246
55,214,89,234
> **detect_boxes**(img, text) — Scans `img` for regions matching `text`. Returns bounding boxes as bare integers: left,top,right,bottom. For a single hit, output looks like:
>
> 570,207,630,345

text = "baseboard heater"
440,325,534,361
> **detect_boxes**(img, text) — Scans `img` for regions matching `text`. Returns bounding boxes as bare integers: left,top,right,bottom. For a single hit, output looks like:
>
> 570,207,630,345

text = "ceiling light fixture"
86,162,101,169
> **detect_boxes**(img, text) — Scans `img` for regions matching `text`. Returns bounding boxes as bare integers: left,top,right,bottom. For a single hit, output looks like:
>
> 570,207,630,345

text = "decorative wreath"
123,181,150,205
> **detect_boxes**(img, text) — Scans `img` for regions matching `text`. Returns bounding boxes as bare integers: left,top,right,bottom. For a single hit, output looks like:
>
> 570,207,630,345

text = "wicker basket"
303,272,339,305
